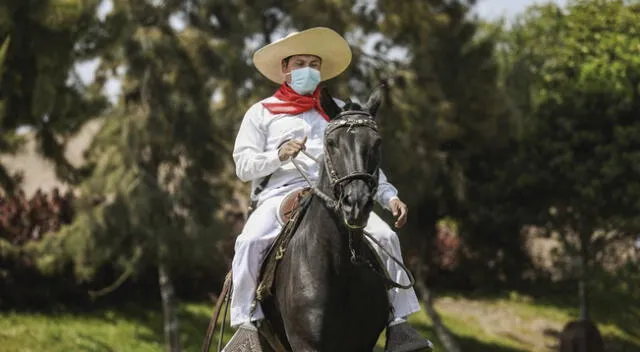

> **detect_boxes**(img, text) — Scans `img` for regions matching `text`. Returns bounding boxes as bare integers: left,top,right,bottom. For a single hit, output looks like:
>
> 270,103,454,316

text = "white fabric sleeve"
233,103,283,182
375,169,399,210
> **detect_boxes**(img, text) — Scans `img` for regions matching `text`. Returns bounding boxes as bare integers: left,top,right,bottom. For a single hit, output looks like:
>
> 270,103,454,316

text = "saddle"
277,188,311,225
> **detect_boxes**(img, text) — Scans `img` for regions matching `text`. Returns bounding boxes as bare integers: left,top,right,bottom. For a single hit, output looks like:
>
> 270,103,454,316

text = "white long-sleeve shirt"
233,96,399,209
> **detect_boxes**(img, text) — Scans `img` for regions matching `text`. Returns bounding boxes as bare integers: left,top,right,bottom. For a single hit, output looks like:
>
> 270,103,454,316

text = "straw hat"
253,27,352,84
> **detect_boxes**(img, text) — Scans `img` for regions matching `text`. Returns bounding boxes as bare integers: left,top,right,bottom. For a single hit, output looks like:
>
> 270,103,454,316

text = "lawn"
1,293,639,351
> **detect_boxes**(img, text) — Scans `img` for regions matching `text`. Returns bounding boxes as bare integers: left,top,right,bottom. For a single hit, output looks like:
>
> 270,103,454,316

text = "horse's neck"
316,162,333,201
305,165,350,248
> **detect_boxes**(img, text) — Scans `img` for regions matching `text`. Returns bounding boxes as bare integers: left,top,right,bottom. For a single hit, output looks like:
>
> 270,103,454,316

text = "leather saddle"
277,188,312,225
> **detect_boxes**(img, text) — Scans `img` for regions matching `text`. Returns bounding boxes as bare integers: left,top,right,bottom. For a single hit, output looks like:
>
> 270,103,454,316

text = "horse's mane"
342,101,363,112
331,101,375,124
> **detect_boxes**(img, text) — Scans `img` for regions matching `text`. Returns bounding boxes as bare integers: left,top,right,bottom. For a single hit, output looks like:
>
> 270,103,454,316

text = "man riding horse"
227,27,432,352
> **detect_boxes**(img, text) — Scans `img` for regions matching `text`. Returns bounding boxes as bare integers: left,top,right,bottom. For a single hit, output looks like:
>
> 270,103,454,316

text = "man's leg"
364,212,433,352
230,195,283,328
364,212,420,319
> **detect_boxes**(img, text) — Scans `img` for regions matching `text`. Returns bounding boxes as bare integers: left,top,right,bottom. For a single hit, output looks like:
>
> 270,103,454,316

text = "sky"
475,0,567,20
75,0,568,104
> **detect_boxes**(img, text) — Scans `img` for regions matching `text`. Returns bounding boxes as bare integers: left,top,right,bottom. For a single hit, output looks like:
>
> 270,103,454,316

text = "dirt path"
435,296,564,351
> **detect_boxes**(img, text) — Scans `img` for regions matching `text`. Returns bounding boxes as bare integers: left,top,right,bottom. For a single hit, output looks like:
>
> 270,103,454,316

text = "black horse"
260,88,392,351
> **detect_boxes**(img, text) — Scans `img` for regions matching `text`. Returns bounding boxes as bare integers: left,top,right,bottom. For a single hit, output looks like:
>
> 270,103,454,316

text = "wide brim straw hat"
253,27,352,84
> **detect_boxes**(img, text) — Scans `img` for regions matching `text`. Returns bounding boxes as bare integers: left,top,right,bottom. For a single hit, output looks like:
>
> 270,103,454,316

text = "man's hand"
389,198,408,229
278,136,307,161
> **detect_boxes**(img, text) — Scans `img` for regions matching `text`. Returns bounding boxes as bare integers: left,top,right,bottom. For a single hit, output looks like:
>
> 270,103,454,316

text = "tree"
31,1,236,350
357,0,519,350
502,0,640,321
0,0,107,189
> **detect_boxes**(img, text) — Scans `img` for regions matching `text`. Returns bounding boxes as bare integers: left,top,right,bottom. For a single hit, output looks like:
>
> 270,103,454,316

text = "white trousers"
230,192,421,327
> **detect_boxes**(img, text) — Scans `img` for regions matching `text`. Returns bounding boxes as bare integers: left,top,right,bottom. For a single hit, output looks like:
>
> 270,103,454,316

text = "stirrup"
385,322,433,352
222,323,264,352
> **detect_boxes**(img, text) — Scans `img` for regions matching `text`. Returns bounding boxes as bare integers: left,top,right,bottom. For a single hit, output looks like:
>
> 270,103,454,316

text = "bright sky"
76,0,568,104
475,0,568,20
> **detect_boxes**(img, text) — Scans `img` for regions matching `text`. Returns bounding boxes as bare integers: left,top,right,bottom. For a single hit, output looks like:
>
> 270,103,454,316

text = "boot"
385,322,433,352
222,322,264,352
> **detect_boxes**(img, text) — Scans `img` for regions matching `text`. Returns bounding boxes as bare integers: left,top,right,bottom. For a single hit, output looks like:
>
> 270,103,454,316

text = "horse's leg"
283,305,324,351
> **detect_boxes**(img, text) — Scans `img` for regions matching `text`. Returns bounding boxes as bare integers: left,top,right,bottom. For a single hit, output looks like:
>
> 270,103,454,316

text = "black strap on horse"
358,230,415,290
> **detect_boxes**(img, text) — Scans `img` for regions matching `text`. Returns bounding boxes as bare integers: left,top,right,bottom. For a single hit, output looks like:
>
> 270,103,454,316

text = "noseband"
323,111,380,203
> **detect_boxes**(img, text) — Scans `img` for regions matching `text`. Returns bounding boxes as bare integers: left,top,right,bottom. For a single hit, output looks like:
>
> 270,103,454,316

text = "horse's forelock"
334,103,375,121
342,101,363,111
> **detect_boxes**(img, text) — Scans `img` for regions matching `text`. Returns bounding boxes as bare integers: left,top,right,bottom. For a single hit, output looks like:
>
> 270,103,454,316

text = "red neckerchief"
262,83,330,121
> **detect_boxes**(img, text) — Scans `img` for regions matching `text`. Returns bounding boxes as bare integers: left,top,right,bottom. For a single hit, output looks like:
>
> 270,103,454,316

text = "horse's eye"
327,138,337,149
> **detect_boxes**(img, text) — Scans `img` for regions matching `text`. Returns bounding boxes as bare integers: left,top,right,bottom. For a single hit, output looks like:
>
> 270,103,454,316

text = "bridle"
292,111,380,215
323,111,380,208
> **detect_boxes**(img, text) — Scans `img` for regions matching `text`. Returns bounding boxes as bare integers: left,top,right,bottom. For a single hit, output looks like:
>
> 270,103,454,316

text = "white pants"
230,192,421,327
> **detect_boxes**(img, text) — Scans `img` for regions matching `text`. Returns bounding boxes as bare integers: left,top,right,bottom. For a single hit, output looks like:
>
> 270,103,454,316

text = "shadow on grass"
439,270,640,350
542,326,640,352
5,280,639,352
75,333,117,352
52,299,534,352
444,287,640,327
100,299,232,352
531,285,640,343
401,320,528,352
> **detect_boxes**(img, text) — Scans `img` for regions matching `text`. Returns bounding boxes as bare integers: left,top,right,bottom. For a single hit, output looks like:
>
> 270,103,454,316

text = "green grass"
1,293,639,352
0,302,222,352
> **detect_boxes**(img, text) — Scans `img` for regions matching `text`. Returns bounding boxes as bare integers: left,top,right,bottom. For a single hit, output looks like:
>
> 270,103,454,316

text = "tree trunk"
158,243,182,352
414,236,462,352
414,259,462,352
578,232,590,321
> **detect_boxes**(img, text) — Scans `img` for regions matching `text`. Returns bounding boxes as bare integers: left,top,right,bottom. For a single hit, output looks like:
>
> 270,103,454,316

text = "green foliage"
355,0,526,284
0,0,109,188
373,0,518,210
498,0,640,317
49,3,234,287
504,0,640,242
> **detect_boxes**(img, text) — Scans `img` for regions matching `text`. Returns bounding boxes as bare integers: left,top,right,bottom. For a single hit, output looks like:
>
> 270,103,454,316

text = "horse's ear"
319,87,342,120
365,85,384,118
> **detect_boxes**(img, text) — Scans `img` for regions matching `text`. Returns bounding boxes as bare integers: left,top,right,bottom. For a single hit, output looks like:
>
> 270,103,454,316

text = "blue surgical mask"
288,67,321,95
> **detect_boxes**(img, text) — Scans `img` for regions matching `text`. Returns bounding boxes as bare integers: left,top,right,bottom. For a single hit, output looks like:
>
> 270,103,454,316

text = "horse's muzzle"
339,181,373,229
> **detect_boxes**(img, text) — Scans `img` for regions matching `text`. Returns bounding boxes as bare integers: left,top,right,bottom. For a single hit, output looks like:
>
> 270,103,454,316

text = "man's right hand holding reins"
278,136,307,161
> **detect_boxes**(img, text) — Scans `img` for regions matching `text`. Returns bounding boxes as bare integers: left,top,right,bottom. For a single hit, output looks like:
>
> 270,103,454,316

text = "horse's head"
320,87,383,229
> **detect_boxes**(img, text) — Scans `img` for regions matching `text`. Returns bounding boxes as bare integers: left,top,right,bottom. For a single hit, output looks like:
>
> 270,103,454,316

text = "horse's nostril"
343,194,356,207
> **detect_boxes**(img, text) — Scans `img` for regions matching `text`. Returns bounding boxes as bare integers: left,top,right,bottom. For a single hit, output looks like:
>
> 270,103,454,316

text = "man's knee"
234,233,253,252
234,228,274,253
369,223,398,245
